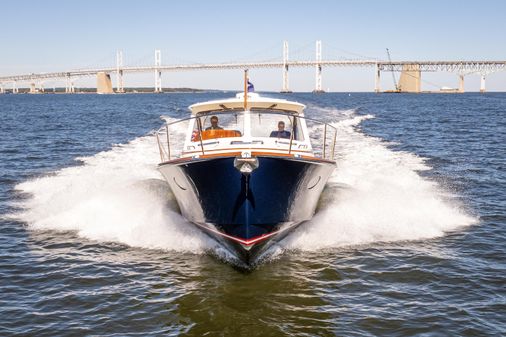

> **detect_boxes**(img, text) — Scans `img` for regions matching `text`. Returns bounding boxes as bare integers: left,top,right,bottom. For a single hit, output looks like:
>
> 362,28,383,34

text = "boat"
156,75,337,265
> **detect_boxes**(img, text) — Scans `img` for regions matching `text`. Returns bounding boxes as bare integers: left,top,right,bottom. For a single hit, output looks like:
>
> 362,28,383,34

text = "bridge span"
1,41,505,93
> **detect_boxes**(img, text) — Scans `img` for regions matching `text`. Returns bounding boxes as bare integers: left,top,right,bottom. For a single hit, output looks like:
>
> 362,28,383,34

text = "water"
0,92,504,336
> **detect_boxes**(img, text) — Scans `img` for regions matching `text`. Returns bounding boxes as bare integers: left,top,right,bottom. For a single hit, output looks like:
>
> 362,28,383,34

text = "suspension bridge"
1,41,505,94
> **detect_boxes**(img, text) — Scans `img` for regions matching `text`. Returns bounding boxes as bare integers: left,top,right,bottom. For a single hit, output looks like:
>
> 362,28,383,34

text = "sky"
1,0,505,92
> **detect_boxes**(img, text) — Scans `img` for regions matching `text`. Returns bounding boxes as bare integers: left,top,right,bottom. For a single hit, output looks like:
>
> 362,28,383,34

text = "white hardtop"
189,93,306,115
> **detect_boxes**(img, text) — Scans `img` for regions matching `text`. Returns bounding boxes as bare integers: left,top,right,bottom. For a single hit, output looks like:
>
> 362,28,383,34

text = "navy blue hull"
159,155,335,263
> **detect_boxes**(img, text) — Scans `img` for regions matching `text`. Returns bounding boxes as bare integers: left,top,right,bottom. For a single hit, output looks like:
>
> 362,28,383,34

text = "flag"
247,80,254,92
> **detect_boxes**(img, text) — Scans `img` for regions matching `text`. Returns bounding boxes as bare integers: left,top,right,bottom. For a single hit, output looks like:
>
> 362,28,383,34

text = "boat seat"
193,130,242,141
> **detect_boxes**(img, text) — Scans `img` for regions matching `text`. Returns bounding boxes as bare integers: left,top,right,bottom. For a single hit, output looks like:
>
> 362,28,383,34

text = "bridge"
1,41,505,94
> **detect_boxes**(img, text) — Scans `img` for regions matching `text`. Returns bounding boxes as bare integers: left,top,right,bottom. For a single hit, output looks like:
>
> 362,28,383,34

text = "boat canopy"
189,93,306,115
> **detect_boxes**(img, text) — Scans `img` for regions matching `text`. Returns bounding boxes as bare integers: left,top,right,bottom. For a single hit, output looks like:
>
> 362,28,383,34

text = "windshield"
191,112,244,141
249,111,304,141
190,110,304,141
159,109,337,162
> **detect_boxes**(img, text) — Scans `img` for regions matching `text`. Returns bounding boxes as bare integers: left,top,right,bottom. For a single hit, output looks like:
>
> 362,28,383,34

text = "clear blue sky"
1,0,505,91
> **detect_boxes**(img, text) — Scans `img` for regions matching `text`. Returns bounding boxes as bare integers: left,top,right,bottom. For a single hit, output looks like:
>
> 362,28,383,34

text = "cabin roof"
189,93,306,115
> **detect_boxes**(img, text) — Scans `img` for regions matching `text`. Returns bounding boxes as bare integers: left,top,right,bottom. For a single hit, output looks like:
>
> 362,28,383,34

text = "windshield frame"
157,109,337,162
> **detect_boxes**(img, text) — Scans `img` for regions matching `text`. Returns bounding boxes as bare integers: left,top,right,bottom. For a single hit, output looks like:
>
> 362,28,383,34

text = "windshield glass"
189,110,305,141
191,112,244,141
250,111,304,141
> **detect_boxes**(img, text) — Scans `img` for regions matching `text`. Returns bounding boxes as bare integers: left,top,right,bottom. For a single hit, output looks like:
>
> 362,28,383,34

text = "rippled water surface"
0,92,504,336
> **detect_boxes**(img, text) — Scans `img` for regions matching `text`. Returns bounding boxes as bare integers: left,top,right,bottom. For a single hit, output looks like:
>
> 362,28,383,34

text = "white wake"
283,108,477,251
12,134,214,253
11,108,477,256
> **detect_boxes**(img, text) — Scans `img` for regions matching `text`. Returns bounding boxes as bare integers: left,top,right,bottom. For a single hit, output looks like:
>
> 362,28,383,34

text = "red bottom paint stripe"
192,222,294,246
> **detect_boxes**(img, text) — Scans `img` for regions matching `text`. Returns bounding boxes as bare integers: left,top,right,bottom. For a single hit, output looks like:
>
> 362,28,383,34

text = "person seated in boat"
205,116,223,130
270,121,291,139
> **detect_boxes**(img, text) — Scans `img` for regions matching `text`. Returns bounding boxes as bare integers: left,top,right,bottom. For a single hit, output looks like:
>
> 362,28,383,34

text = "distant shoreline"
1,88,503,94
0,87,210,94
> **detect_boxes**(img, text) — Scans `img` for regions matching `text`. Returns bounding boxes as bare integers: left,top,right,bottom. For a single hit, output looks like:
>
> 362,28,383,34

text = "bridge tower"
65,74,71,93
374,63,381,93
280,41,291,93
29,76,36,93
154,50,162,93
458,74,465,93
480,73,486,93
116,50,124,93
314,40,324,93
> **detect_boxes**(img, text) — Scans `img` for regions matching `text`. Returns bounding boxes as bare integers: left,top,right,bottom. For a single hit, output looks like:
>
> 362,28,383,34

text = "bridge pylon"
480,74,486,93
398,64,421,93
97,72,113,94
65,75,71,93
116,50,124,93
154,50,162,93
374,63,381,93
313,40,324,93
459,74,465,93
280,41,291,93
